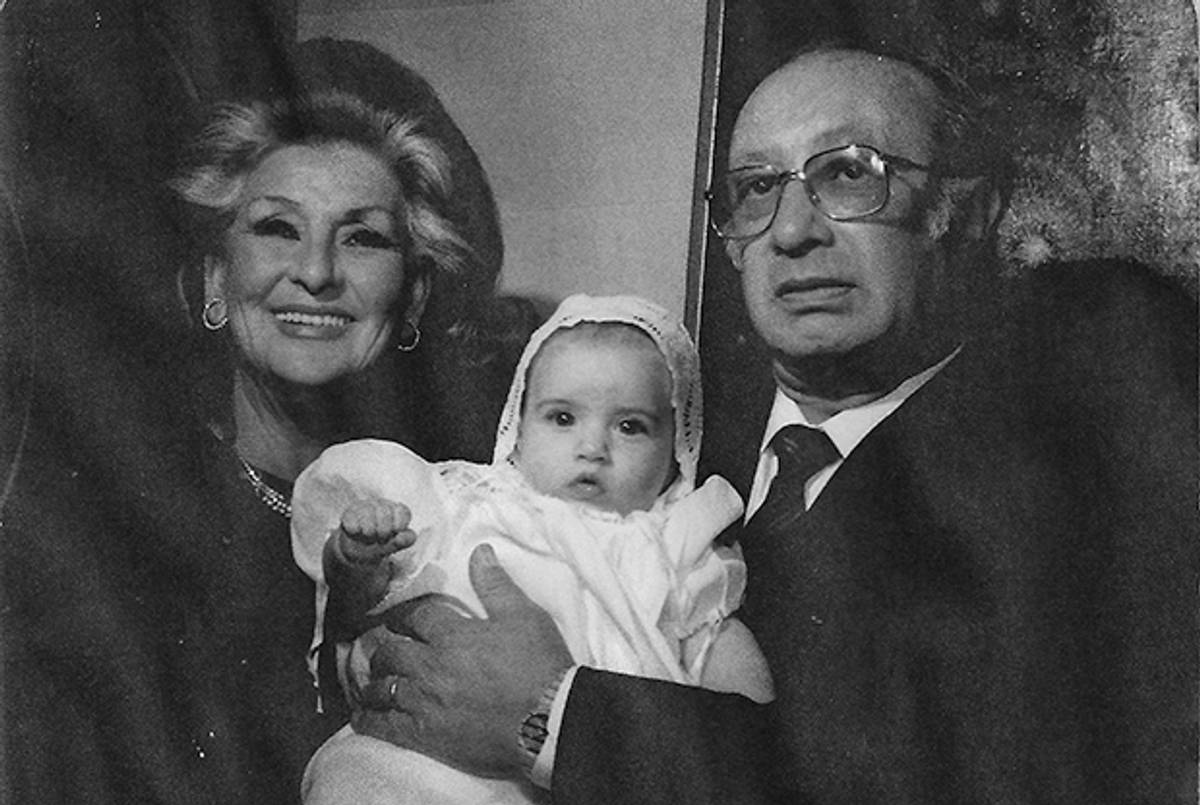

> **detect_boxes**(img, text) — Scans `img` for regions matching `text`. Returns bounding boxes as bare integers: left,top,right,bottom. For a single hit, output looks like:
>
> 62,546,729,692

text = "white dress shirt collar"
747,346,961,518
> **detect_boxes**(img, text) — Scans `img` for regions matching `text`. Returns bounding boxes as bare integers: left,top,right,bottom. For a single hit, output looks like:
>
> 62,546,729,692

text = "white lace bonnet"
492,293,704,492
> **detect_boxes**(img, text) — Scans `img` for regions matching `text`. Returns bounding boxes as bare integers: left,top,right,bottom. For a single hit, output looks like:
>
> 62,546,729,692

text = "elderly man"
354,43,1196,804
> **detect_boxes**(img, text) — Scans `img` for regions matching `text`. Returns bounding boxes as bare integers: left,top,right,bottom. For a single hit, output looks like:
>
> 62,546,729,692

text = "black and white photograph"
2,1,1196,803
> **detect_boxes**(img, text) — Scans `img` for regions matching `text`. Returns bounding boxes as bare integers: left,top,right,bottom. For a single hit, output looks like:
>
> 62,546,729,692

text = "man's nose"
767,180,834,252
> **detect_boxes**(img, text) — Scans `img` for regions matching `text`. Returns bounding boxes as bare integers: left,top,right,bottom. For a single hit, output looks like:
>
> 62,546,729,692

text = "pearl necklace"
237,457,293,519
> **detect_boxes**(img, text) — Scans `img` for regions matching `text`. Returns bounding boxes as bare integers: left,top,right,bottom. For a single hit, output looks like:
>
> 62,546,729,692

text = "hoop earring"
396,320,421,352
202,298,228,331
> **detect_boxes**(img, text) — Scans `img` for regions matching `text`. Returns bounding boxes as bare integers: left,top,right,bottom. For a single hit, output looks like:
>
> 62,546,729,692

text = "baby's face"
513,325,675,515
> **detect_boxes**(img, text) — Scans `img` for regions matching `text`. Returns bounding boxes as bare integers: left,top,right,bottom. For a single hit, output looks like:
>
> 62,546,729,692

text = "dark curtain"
1,4,298,802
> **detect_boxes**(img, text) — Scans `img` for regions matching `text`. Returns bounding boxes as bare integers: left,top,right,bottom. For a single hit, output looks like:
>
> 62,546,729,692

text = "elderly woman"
3,39,526,804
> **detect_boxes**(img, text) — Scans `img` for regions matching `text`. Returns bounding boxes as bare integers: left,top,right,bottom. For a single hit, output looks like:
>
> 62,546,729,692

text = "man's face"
727,50,949,365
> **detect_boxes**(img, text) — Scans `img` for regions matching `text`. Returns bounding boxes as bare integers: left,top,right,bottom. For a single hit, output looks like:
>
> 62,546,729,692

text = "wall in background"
704,0,1199,291
695,0,1198,495
300,0,710,315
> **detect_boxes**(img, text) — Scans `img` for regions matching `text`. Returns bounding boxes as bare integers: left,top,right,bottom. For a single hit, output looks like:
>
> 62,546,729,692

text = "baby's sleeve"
290,439,448,691
290,439,445,586
658,476,747,652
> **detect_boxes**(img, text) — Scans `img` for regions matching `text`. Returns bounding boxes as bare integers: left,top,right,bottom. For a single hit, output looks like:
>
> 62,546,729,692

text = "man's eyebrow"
816,124,869,148
727,149,775,168
729,124,880,168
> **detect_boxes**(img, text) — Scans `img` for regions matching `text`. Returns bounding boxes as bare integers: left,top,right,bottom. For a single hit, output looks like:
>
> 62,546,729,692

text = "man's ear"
203,254,227,300
962,180,1004,242
724,238,746,272
926,176,1005,246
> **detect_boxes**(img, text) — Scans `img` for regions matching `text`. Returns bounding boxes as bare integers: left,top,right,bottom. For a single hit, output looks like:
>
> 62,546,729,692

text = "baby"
291,294,773,804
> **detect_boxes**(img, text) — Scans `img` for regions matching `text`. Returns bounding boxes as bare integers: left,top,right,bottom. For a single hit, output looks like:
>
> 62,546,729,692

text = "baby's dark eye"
617,419,650,436
250,217,299,240
343,228,399,251
550,411,575,427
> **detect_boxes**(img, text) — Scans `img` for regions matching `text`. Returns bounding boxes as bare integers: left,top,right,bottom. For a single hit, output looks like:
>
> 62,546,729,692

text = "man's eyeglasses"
705,144,935,240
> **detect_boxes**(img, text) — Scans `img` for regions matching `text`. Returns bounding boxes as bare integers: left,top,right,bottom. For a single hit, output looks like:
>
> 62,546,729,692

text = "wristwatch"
516,667,570,779
517,709,550,766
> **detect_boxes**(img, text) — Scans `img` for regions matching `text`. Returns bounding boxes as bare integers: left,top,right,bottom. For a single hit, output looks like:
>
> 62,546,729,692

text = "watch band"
516,666,570,779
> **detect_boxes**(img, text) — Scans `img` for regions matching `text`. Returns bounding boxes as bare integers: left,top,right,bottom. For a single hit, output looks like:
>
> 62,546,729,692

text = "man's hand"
352,543,574,779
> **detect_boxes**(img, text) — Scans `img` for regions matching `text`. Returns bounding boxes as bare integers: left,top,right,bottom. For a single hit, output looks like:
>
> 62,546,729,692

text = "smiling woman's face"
205,142,426,387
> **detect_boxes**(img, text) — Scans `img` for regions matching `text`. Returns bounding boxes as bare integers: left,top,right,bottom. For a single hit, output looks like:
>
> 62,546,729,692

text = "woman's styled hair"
170,38,507,339
170,88,472,286
167,39,523,461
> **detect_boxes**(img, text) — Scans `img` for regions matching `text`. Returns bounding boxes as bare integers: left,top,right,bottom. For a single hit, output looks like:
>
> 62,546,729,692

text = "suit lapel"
736,352,981,658
738,410,905,644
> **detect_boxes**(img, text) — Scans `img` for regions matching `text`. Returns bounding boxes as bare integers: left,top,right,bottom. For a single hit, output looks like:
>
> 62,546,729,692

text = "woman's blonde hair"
170,88,472,281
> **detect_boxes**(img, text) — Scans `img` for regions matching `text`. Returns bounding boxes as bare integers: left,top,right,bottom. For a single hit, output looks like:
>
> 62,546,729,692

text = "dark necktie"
748,424,841,530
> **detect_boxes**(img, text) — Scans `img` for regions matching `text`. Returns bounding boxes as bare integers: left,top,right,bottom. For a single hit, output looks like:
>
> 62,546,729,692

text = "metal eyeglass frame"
705,143,935,240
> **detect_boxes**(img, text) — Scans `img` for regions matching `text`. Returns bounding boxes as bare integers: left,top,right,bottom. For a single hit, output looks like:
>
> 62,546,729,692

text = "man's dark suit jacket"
553,262,1198,805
